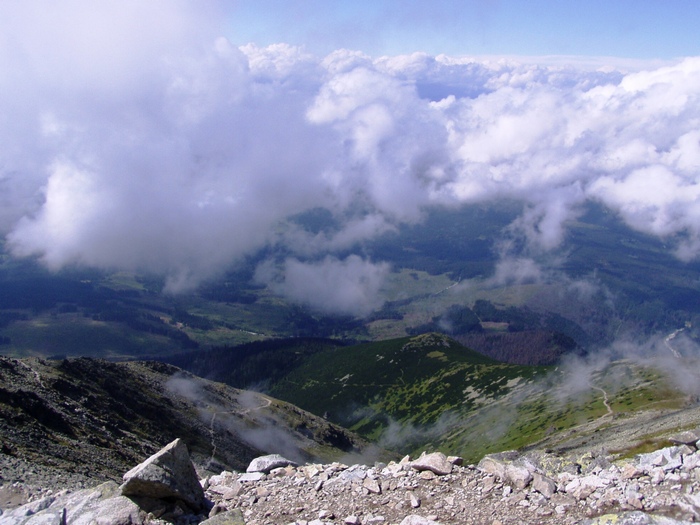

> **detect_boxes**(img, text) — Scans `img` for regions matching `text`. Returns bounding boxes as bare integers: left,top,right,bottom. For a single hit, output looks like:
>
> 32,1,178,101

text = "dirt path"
591,385,614,417
664,328,684,358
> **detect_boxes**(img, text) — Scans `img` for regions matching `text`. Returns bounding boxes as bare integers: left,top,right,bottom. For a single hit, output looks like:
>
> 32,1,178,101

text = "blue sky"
226,0,700,59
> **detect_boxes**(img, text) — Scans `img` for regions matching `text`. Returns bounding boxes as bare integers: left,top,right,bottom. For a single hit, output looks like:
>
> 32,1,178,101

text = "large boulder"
120,438,206,512
246,454,298,474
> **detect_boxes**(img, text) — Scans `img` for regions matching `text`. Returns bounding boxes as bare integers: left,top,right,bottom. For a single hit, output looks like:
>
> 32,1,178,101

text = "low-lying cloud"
256,255,390,317
3,2,700,313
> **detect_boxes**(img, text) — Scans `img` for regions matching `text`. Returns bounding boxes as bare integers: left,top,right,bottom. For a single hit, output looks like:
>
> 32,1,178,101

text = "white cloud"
3,2,700,312
256,256,390,317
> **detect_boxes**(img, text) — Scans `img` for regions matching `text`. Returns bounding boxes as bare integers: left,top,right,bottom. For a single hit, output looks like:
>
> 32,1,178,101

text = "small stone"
363,477,381,494
532,472,556,499
222,482,243,500
621,463,643,480
410,493,421,508
504,463,532,490
682,452,700,471
239,472,266,482
400,517,440,525
247,454,299,474
411,452,453,476
651,468,665,485
344,516,361,525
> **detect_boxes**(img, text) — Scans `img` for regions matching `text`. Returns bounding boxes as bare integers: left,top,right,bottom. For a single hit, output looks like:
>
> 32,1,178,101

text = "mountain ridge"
0,355,384,508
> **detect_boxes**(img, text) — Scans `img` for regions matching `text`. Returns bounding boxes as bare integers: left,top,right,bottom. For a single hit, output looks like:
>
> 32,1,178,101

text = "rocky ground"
4,355,700,524
3,430,700,525
202,435,700,525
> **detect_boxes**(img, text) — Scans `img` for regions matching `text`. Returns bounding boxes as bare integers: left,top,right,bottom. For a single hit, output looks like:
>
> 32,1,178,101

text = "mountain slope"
166,333,700,464
264,333,544,452
0,357,384,492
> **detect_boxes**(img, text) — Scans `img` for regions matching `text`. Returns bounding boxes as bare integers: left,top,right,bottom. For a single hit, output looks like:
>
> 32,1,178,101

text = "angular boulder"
120,438,205,511
246,454,298,474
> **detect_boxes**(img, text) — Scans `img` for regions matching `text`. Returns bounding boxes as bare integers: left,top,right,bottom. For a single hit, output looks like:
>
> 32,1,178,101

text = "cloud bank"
2,2,700,314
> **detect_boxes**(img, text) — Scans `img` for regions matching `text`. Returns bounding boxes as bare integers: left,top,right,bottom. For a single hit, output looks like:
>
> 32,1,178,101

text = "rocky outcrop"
4,431,700,524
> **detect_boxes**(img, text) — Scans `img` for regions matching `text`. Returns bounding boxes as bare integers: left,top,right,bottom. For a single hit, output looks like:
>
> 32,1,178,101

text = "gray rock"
532,472,556,499
505,462,533,489
0,482,146,525
400,516,443,525
338,468,367,483
363,477,382,494
669,430,700,447
200,508,246,525
582,510,694,524
239,472,266,482
120,438,205,512
410,493,421,508
478,456,506,479
19,495,56,516
477,451,520,479
411,452,453,476
246,454,298,474
637,446,684,473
